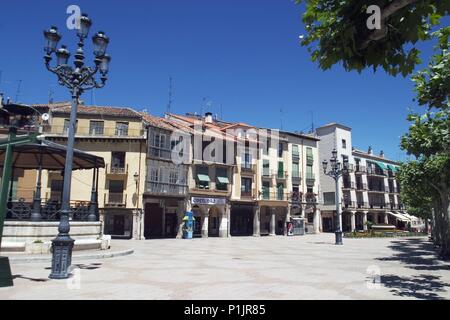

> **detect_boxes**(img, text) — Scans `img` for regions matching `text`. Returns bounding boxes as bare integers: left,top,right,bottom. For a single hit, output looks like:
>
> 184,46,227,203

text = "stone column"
161,203,166,238
253,205,260,237
363,211,368,231
351,211,356,232
219,207,228,238
284,205,291,236
226,204,231,237
269,207,276,236
313,208,321,234
201,210,209,238
176,200,186,239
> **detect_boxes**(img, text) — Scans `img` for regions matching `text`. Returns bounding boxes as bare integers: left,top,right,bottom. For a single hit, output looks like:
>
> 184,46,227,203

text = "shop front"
190,196,229,238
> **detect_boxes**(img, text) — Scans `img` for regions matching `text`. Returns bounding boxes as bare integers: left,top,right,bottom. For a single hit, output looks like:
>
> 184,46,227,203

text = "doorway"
144,203,163,239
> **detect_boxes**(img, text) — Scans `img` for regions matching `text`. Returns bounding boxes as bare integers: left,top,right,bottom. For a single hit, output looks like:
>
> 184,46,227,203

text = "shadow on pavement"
13,275,49,283
376,238,450,299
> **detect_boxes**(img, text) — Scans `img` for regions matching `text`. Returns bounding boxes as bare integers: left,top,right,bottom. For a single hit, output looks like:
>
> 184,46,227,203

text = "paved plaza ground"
1,233,449,300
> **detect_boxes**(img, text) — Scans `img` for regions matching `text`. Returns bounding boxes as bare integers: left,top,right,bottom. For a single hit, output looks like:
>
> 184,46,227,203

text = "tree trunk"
438,190,450,259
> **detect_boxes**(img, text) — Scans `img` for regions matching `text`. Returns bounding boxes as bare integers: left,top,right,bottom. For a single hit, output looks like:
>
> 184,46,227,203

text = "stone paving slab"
1,234,449,300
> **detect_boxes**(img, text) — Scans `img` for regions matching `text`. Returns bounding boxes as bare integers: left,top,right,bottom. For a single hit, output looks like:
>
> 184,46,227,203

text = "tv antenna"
280,108,284,130
167,77,173,114
309,110,315,133
15,80,22,102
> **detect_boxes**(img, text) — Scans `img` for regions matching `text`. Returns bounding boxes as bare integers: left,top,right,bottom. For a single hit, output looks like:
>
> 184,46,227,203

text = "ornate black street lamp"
322,149,351,245
43,14,111,279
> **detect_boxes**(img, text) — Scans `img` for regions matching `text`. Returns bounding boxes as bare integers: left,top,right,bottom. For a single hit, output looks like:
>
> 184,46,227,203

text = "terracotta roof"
31,102,142,118
141,112,195,134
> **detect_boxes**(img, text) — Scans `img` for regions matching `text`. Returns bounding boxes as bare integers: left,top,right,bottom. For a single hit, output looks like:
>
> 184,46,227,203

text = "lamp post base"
49,236,75,279
335,231,343,245
0,256,14,287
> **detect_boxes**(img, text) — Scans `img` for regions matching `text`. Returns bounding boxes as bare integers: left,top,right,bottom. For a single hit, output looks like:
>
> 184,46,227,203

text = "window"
278,161,284,178
11,176,19,200
115,122,129,136
196,166,210,189
278,143,284,157
150,168,159,182
306,165,314,180
241,178,252,196
242,153,252,169
89,121,104,135
277,183,284,200
108,180,124,204
216,167,229,191
292,145,299,158
109,180,124,193
111,152,126,173
292,162,300,178
342,139,347,149
63,119,78,134
323,192,335,205
50,180,63,202
262,181,270,199
169,171,178,185
263,160,270,176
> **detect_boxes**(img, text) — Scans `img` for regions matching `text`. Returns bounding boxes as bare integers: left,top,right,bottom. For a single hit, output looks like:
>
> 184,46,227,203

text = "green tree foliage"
398,33,450,257
297,0,449,76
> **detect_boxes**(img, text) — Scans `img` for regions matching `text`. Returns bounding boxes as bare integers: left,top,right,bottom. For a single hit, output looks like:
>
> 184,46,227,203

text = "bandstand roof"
0,139,105,170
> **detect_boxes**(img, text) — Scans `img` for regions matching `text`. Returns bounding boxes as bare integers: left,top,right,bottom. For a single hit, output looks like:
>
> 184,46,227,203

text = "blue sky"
0,1,445,160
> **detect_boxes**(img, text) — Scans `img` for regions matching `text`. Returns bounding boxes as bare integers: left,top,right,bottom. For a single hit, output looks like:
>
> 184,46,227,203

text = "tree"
297,0,449,76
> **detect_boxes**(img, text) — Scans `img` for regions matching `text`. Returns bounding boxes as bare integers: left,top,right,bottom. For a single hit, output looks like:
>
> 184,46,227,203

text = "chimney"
368,146,373,155
380,150,385,158
205,112,213,124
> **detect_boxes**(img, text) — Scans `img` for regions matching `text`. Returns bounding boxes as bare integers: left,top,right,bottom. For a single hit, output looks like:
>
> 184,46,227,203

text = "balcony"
149,146,172,160
42,125,144,138
276,170,288,180
289,191,303,203
369,202,387,209
146,182,187,196
292,153,300,161
368,186,385,193
241,189,256,199
389,187,399,194
306,173,315,185
104,192,127,207
106,164,129,176
354,165,366,174
306,154,314,165
259,191,288,201
342,181,355,189
357,202,369,209
305,192,318,204
367,167,386,177
356,183,368,191
241,163,256,173
344,201,356,209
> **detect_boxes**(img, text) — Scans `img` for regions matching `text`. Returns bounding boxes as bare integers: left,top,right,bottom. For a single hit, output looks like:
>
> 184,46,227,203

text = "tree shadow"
13,275,49,282
381,274,448,300
376,238,450,299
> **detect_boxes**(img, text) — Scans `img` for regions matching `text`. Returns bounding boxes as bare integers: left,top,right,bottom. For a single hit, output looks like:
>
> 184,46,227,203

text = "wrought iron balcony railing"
146,182,188,196
104,192,127,207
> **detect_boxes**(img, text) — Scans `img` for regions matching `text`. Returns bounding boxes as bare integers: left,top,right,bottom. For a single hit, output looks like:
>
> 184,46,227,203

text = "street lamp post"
322,149,351,245
43,14,111,279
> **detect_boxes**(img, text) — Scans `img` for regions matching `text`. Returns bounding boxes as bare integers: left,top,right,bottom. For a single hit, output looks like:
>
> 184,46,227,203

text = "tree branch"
359,0,419,50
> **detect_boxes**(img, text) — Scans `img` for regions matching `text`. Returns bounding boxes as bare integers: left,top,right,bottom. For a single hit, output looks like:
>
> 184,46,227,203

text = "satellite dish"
41,113,50,121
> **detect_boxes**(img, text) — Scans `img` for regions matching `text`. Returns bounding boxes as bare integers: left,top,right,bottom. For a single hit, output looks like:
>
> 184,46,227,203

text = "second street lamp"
322,149,351,245
43,13,111,279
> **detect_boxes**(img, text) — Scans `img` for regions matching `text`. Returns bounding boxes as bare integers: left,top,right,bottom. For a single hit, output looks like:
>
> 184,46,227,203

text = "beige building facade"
34,102,147,240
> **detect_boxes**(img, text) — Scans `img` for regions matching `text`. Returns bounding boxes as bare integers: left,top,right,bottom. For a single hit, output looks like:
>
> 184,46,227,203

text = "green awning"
217,176,229,184
375,162,388,170
387,164,397,172
197,174,211,182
